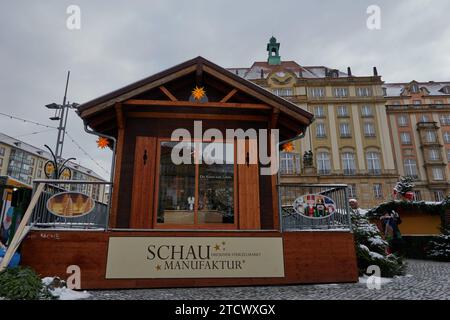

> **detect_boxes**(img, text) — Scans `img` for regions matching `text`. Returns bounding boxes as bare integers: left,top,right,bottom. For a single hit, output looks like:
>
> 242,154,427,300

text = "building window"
348,184,357,198
314,106,325,118
316,123,326,138
373,184,383,199
341,152,356,175
447,149,450,161
337,105,349,117
310,87,325,98
434,190,445,202
364,122,376,137
0,158,3,167
157,141,235,226
366,152,381,175
413,100,422,105
397,115,408,127
443,132,450,144
439,114,450,126
317,152,331,175
361,105,373,117
273,88,293,97
429,149,441,161
0,147,5,157
419,115,429,122
426,130,437,143
340,123,351,138
400,132,411,145
432,167,444,181
333,87,348,98
280,152,300,175
411,83,420,93
414,191,422,201
404,158,418,179
356,87,372,97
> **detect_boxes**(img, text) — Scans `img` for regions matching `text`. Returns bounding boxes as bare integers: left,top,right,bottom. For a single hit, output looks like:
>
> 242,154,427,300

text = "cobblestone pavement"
88,260,450,300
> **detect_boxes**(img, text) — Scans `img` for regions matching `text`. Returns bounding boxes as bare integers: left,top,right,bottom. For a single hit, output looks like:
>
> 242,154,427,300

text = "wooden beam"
115,102,124,129
79,65,197,118
159,86,178,101
124,99,271,110
196,63,203,85
270,109,280,129
220,88,238,103
126,112,268,122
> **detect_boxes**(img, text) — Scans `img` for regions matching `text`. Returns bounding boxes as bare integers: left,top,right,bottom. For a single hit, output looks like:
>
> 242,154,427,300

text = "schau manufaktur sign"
105,237,285,279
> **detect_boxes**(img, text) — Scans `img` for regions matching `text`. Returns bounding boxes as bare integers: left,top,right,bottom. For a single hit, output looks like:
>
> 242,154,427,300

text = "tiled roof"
228,61,350,80
0,131,105,181
383,81,450,97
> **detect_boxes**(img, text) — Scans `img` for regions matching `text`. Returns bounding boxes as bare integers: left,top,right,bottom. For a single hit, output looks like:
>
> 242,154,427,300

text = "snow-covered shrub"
0,267,54,300
426,227,450,262
351,210,406,277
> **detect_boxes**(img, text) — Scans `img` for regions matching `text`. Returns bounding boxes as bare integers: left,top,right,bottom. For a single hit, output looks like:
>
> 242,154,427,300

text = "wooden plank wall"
21,230,358,289
129,136,157,229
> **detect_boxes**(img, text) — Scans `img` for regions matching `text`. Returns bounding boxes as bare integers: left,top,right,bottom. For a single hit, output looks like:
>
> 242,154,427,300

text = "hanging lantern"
192,86,206,101
282,142,295,152
97,137,109,149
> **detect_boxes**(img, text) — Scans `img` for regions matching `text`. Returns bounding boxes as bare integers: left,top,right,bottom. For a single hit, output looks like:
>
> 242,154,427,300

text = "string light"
0,111,110,176
0,112,57,129
14,128,56,138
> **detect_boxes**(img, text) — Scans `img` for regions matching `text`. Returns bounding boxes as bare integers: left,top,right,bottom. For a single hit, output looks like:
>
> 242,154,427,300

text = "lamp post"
45,71,79,162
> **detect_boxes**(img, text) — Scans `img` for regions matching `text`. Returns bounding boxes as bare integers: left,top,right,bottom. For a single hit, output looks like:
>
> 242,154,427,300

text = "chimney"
373,67,378,76
347,67,352,76
260,69,264,79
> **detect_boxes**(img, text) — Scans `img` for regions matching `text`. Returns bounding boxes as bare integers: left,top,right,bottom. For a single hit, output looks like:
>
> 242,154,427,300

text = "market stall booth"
21,57,358,289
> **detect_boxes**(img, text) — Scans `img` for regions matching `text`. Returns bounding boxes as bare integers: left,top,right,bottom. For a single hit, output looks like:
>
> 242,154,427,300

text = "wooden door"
238,139,261,229
130,136,157,228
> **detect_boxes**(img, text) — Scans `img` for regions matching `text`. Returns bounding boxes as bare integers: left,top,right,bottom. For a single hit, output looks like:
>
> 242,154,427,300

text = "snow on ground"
358,276,393,285
50,287,91,300
42,277,91,300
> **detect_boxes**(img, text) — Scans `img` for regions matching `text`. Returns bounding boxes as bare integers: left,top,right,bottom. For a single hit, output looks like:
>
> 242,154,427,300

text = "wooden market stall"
20,57,358,289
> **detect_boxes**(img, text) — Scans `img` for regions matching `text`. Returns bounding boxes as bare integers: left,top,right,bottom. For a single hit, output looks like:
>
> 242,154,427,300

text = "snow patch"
359,276,393,285
41,277,91,300
50,287,91,300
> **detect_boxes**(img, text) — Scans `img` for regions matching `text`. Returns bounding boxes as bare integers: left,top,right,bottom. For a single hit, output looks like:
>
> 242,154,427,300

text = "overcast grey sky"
1,0,449,180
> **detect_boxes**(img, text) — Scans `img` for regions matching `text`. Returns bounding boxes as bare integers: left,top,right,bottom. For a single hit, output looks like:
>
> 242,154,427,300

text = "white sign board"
106,237,285,279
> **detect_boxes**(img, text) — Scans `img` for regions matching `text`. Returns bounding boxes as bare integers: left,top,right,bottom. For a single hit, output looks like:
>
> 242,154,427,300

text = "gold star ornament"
192,86,206,101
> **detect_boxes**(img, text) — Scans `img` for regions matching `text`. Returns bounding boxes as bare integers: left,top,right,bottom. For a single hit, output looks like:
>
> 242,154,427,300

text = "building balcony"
417,121,439,130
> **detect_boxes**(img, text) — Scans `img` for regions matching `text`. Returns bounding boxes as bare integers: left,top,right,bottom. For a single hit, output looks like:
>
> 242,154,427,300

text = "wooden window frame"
153,137,239,230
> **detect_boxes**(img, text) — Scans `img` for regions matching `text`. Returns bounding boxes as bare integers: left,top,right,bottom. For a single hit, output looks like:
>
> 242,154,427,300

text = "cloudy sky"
1,0,449,180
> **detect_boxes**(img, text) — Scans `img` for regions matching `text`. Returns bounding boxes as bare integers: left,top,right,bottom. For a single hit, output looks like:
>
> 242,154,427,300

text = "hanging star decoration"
282,142,295,152
97,137,109,149
192,86,206,101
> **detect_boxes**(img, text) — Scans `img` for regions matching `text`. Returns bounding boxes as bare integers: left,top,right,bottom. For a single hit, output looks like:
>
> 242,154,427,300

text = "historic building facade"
0,132,107,202
384,81,450,202
229,37,398,208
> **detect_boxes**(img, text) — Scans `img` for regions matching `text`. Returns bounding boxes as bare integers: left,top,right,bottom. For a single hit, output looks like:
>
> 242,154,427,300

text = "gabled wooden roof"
77,56,313,138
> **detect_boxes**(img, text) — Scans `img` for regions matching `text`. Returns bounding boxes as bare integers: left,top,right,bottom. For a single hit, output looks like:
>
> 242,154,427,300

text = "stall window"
156,141,235,227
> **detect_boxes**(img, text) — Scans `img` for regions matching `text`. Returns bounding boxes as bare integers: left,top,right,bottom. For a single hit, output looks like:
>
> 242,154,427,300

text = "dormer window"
410,83,420,93
439,86,450,94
